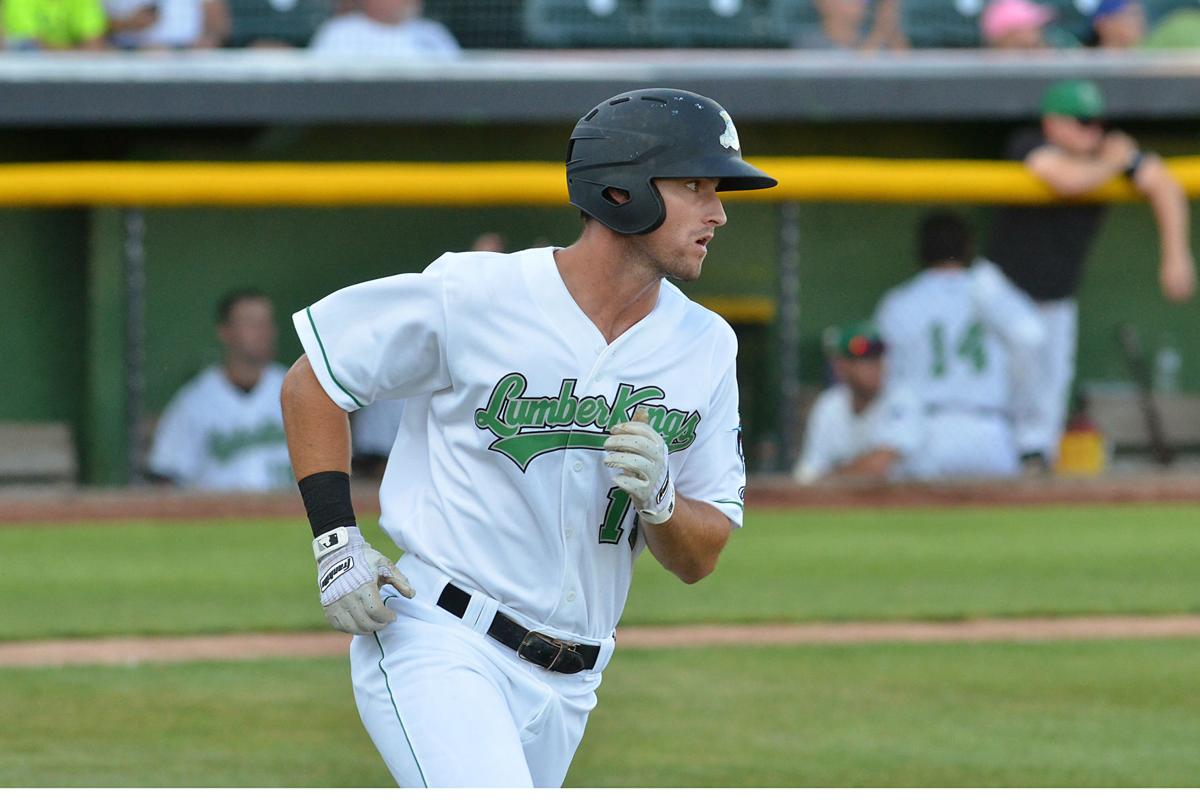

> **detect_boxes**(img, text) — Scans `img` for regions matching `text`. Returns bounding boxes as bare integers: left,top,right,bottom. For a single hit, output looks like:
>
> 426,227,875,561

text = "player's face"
1044,115,1104,155
219,297,277,366
363,0,420,24
1096,5,1145,47
835,357,883,399
637,178,727,282
991,25,1046,48
816,0,867,29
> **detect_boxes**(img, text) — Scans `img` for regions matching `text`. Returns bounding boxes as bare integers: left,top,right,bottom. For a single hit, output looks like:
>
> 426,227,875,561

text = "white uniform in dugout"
147,363,293,491
293,247,745,786
793,383,923,484
874,260,1045,478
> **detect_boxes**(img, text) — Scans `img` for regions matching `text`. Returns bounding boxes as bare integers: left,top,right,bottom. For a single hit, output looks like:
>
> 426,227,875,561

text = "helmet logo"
718,109,740,152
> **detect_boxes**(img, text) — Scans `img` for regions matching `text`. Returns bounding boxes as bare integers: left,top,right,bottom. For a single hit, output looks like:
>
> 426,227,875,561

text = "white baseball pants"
348,554,611,788
1012,299,1078,463
910,409,1020,479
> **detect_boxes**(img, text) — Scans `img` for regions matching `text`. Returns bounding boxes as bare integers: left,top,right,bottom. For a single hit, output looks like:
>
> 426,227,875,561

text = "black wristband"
297,471,356,537
1124,151,1145,180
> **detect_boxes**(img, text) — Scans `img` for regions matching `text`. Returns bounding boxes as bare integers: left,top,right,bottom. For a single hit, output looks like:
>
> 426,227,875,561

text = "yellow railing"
2,157,1199,206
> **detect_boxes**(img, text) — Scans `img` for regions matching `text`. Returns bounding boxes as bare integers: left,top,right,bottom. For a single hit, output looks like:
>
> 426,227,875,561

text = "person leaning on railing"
983,79,1196,473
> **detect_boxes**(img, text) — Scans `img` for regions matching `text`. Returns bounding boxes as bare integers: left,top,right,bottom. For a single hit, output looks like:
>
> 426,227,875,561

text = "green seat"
523,0,645,47
645,0,768,47
764,0,823,47
1044,0,1095,42
903,0,984,47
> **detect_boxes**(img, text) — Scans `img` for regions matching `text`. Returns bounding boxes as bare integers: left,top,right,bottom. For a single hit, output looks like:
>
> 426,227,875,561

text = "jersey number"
930,321,987,377
599,486,639,549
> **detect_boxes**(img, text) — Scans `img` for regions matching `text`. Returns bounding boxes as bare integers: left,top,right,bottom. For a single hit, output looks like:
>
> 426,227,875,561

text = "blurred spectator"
3,0,108,50
147,289,293,492
309,0,459,57
980,0,1078,48
1090,0,1145,48
792,321,922,484
796,0,907,50
105,0,231,48
983,80,1195,470
875,211,1045,480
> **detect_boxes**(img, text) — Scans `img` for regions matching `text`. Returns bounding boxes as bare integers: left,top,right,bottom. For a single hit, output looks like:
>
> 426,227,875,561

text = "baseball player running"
280,89,776,787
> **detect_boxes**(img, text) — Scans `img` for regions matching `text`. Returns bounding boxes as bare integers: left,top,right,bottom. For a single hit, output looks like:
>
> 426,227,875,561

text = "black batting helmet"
566,88,777,236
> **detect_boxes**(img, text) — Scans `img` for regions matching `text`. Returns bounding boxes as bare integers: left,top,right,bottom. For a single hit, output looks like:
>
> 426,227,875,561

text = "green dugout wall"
4,121,1200,483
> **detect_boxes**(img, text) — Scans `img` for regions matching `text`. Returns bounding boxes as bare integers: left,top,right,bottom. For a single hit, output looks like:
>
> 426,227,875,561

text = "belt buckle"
517,630,585,674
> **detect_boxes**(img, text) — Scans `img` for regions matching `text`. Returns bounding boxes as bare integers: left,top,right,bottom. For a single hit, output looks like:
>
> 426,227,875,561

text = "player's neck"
223,358,266,393
554,237,662,344
926,260,965,272
850,390,875,415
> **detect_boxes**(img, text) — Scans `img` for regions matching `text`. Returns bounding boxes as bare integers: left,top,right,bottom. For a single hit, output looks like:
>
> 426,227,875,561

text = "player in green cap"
792,320,921,484
982,79,1195,473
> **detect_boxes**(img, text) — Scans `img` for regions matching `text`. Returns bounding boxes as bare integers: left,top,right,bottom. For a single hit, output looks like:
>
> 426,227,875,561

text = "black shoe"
1020,451,1050,477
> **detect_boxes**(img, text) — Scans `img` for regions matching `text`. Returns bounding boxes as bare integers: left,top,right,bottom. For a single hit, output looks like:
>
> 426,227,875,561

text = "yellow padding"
694,296,776,324
0,158,1198,207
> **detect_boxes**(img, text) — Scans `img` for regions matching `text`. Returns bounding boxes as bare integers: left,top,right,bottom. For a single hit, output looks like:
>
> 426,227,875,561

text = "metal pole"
776,202,802,473
123,208,147,486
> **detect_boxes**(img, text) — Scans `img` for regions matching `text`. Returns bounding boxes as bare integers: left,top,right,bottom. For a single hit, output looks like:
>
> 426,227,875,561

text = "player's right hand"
1100,131,1138,169
313,525,415,635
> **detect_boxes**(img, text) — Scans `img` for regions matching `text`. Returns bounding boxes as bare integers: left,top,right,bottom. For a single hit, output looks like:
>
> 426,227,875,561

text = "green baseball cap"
1041,79,1105,120
823,321,885,360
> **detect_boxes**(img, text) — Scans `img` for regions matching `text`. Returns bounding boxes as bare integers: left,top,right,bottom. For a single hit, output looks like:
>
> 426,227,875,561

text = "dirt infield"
3,472,1198,524
3,615,1199,668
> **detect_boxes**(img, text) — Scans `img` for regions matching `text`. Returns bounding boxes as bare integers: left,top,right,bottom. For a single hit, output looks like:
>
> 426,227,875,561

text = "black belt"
436,583,600,675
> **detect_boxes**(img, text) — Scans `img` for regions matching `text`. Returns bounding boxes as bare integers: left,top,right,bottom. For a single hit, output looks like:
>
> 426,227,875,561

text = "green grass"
2,638,1198,786
0,659,390,787
624,504,1200,624
1,504,1197,640
573,638,1200,787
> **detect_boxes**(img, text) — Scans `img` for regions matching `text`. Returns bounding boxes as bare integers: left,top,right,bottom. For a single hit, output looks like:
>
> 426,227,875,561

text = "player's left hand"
603,408,676,525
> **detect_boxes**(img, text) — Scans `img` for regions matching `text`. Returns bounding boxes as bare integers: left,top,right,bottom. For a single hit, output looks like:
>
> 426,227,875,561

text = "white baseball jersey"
147,364,293,491
792,384,922,484
294,246,744,642
350,397,407,458
874,260,1044,413
308,13,461,57
105,0,212,48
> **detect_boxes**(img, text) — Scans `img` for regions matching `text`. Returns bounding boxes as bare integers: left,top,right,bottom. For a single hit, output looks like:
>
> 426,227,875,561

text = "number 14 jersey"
874,261,1043,415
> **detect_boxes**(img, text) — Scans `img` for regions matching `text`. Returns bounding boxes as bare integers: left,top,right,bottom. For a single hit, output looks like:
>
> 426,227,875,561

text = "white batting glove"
603,409,676,525
313,525,414,635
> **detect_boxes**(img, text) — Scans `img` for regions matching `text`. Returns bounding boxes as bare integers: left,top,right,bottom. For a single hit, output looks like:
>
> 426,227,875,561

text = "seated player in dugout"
280,89,776,787
792,321,922,484
147,289,293,492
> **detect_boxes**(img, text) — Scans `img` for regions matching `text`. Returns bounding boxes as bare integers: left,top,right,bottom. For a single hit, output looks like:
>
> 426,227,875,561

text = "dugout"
1,52,1199,484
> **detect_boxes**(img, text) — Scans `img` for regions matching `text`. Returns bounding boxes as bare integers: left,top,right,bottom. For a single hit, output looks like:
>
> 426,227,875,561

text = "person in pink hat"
981,0,1055,48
